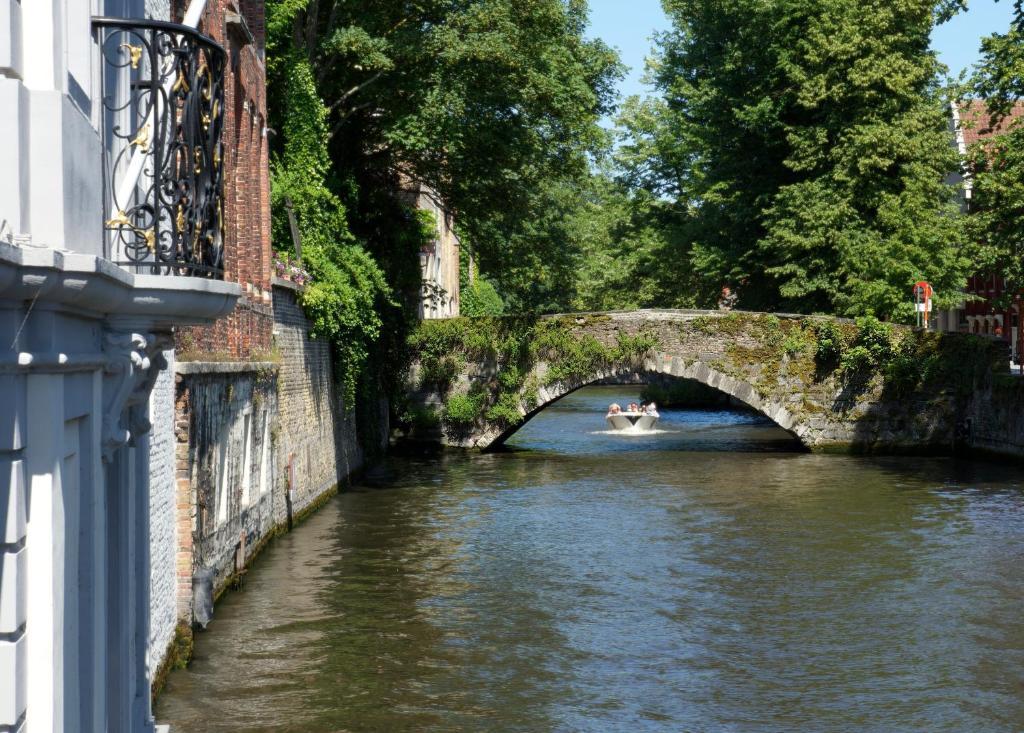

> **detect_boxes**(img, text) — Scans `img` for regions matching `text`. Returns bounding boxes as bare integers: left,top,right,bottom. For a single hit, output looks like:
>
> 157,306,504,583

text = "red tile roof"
958,100,1024,145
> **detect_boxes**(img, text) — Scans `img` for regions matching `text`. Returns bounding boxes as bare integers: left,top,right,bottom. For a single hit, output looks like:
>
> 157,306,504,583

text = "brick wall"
167,281,374,628
272,280,363,516
146,349,178,678
174,0,273,360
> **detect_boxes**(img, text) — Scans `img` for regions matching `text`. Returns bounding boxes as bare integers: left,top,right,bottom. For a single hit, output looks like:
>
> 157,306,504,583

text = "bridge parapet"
402,310,1007,454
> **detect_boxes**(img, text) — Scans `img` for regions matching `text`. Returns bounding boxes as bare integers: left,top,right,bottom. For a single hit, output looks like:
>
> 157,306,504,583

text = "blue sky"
587,0,1017,106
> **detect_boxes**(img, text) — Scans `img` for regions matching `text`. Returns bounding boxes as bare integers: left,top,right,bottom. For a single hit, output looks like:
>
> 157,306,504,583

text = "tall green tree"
623,0,969,319
267,0,620,312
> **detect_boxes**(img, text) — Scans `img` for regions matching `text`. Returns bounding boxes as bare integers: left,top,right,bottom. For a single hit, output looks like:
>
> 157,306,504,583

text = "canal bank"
147,278,390,700
157,386,1024,732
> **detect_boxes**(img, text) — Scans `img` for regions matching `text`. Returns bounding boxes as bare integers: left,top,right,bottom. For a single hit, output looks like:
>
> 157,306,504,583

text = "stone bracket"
101,330,171,462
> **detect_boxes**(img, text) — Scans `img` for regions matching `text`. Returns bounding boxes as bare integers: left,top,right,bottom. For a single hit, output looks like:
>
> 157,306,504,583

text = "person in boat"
645,401,659,416
607,403,622,416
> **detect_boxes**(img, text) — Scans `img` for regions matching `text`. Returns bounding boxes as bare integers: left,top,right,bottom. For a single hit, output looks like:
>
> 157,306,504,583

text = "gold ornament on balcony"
105,210,132,230
130,123,151,152
96,17,226,277
119,42,143,69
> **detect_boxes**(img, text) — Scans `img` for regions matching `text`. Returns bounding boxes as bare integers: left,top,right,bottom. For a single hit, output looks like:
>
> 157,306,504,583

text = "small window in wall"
216,422,231,527
240,409,253,508
258,414,271,497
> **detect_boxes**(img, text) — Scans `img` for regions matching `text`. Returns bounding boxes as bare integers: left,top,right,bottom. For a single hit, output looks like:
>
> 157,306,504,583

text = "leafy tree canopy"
964,0,1024,307
613,0,970,321
267,0,621,312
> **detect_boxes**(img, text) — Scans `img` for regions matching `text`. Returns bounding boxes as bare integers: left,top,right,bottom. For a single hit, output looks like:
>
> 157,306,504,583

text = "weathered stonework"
408,310,1010,455
174,364,279,613
162,281,377,636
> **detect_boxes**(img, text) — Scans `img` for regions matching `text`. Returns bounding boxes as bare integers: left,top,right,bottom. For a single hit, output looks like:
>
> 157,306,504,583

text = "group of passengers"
606,401,658,416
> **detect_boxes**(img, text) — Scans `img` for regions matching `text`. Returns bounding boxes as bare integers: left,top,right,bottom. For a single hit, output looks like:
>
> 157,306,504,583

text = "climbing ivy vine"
266,8,402,406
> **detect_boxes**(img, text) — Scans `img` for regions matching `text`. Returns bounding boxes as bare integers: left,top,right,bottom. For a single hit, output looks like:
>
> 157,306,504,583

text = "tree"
267,0,621,312
624,0,970,320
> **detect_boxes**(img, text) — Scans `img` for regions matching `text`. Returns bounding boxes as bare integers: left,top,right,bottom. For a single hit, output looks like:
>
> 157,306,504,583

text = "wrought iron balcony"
93,17,226,278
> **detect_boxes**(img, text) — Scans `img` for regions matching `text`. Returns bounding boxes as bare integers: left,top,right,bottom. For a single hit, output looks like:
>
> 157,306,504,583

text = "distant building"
402,182,461,319
939,100,1024,364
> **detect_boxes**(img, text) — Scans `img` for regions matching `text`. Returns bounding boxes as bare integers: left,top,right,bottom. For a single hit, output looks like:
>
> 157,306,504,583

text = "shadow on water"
157,387,1024,733
502,385,806,455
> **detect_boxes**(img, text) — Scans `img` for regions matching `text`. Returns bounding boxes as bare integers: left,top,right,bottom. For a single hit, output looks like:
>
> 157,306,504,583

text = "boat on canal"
606,409,659,431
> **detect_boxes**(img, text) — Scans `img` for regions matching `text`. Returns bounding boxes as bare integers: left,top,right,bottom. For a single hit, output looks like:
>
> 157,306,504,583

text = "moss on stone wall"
408,316,661,436
407,311,1004,449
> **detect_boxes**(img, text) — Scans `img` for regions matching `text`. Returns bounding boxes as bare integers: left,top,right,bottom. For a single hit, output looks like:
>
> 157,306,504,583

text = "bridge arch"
483,354,807,450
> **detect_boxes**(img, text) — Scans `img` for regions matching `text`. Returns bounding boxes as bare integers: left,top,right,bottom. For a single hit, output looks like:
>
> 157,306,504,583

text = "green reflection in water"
157,387,1024,733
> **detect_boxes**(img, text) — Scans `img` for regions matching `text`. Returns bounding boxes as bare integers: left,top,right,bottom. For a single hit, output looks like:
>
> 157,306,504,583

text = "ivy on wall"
267,37,395,405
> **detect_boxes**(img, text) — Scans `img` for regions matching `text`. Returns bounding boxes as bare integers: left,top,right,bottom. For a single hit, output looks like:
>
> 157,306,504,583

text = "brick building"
155,0,278,659
939,100,1024,364
145,1,379,702
402,181,462,319
174,0,274,359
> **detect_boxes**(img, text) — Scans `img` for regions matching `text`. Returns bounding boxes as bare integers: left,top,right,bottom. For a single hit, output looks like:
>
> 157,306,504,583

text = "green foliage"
410,316,661,431
265,18,398,408
486,392,523,425
444,391,487,425
535,322,660,385
497,365,523,391
400,404,441,432
964,0,1024,309
461,280,505,317
611,0,969,320
815,321,845,363
971,1,1024,111
267,0,621,313
781,332,811,358
964,125,1024,307
300,242,392,403
883,330,1002,397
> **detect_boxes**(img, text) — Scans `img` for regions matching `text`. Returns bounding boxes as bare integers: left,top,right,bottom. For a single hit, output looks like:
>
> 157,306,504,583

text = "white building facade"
406,185,460,320
1,1,238,731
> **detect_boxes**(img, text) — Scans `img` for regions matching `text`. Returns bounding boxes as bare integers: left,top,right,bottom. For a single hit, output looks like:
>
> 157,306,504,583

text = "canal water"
157,386,1024,732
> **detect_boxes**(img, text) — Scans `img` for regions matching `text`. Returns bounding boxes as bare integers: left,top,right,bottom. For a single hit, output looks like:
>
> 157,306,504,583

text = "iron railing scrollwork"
94,17,226,278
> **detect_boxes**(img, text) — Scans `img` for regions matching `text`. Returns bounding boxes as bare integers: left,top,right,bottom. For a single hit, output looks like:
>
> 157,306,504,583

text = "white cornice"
0,241,241,328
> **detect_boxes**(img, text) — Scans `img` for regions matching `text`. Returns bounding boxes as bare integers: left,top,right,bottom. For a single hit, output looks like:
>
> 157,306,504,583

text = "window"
240,409,253,508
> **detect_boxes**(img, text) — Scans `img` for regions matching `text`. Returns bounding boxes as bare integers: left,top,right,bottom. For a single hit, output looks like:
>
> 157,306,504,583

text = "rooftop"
957,99,1024,145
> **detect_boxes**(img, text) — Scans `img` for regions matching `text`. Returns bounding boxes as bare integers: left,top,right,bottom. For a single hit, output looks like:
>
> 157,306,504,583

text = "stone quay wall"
146,280,376,687
964,375,1024,460
272,280,363,517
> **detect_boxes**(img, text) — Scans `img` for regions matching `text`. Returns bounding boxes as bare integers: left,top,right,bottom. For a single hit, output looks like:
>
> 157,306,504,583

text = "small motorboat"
606,410,659,431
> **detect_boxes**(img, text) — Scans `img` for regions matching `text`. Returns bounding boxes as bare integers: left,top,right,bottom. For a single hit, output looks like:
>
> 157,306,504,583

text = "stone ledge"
175,361,278,375
271,276,303,293
0,241,241,327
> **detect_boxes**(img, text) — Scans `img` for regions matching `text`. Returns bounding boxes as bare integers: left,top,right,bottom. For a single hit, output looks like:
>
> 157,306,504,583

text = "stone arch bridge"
405,309,1009,455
